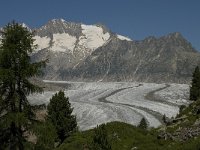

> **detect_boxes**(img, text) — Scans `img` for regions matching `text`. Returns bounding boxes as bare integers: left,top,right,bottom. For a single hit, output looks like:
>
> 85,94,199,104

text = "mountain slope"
31,19,114,79
1,19,200,83
59,32,200,83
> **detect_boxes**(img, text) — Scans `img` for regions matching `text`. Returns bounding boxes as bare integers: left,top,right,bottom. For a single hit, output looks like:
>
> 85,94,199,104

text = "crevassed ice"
50,33,77,52
34,36,51,51
117,34,132,41
28,82,189,130
154,83,190,106
80,24,110,50
107,84,180,118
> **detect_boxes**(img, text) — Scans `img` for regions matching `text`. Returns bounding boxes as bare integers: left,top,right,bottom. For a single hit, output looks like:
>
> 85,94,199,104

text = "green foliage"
57,121,200,150
179,105,186,113
56,122,167,150
138,117,147,129
168,97,200,135
54,120,200,150
0,21,46,149
47,91,77,143
57,130,93,150
162,114,167,124
34,121,57,150
91,124,111,150
190,66,200,101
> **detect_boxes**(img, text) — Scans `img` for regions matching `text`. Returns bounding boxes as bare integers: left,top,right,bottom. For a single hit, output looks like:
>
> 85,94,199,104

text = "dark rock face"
61,33,200,83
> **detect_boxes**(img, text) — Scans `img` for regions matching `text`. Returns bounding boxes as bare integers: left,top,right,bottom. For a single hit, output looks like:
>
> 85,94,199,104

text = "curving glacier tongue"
28,82,189,130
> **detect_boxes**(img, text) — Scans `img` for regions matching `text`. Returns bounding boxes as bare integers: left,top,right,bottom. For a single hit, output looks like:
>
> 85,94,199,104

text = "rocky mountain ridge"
31,19,133,80
1,19,200,83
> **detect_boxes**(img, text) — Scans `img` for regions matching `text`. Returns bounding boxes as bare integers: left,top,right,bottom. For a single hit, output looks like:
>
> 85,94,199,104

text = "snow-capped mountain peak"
33,20,111,54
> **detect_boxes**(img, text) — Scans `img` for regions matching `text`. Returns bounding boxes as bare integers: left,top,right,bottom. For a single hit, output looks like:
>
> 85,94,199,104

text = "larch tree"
0,21,46,149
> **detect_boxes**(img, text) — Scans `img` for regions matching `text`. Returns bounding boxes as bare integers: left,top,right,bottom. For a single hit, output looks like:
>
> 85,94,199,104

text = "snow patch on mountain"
117,34,132,41
34,36,51,51
50,33,77,52
80,24,110,50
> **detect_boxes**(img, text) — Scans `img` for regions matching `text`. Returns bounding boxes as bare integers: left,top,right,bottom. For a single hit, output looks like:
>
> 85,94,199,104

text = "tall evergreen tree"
47,91,77,143
0,21,46,149
190,66,200,101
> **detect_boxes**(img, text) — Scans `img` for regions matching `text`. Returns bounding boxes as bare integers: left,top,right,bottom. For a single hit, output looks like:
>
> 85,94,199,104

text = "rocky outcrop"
158,125,200,141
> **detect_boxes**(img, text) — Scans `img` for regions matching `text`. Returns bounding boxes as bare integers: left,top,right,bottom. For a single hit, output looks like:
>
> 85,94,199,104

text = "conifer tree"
190,66,200,101
47,91,77,143
0,21,46,149
162,114,167,124
138,117,147,129
91,124,111,150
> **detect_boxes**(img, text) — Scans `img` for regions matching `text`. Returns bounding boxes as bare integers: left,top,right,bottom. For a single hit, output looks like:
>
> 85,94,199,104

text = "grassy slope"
56,100,200,150
56,122,173,150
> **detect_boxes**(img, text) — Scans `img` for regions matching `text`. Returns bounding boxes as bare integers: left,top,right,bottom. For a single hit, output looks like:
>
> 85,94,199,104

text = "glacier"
28,81,189,130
